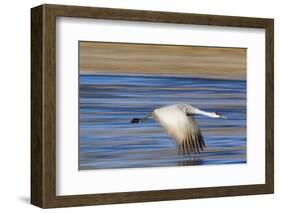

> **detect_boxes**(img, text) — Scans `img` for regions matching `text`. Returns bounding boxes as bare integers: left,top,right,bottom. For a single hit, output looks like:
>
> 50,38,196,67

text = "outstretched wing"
176,116,205,154
152,104,205,154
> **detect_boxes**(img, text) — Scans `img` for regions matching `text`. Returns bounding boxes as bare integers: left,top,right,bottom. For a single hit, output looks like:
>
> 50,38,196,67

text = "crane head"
214,112,227,119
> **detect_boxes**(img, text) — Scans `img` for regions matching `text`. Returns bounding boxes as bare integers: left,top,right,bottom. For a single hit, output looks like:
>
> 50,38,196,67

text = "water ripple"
79,74,246,170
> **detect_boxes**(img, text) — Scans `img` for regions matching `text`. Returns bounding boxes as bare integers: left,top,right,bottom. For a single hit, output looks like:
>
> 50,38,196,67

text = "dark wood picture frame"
31,4,274,208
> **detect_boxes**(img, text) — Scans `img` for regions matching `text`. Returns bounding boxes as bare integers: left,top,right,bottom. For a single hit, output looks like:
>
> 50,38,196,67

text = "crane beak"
215,112,227,119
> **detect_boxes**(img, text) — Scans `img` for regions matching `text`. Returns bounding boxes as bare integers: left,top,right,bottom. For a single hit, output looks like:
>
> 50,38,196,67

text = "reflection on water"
79,74,246,170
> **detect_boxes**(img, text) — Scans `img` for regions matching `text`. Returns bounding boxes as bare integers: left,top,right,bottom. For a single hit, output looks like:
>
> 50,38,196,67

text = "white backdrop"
0,0,279,212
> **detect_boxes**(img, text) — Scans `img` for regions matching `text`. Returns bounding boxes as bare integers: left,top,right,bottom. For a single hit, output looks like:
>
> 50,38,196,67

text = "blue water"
79,74,246,170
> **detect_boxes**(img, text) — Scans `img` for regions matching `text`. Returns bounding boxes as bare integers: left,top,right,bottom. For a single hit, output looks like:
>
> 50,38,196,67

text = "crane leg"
131,113,152,123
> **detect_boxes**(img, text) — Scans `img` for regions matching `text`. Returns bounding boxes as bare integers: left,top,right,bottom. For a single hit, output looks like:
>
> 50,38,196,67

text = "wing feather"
153,105,205,154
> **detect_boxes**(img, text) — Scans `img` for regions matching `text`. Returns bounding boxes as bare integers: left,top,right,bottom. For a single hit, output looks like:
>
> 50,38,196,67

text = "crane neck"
196,109,216,118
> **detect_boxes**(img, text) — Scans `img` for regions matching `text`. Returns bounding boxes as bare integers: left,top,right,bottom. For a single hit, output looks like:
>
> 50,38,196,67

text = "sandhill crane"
131,104,226,154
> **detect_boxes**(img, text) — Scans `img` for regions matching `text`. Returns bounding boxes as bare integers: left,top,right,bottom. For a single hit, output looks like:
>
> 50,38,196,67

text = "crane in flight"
131,104,226,154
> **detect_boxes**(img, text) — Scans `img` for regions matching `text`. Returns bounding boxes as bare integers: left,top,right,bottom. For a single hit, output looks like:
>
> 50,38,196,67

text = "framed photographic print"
31,4,274,208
